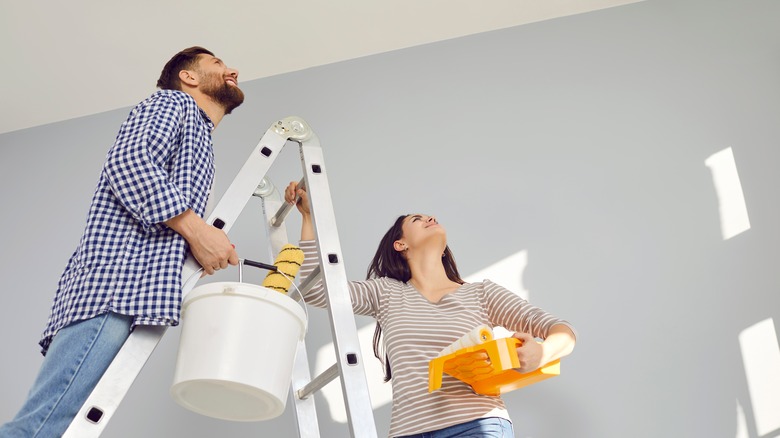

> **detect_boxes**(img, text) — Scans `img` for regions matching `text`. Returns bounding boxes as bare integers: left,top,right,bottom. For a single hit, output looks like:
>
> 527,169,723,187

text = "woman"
285,182,576,438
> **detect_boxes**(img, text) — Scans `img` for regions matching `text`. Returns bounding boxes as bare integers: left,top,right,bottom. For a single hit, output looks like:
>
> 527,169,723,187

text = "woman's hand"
284,181,314,241
284,181,310,216
512,332,544,374
513,324,576,374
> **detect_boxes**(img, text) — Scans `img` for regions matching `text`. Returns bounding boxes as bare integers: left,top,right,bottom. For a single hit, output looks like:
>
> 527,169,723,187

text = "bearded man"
0,46,244,437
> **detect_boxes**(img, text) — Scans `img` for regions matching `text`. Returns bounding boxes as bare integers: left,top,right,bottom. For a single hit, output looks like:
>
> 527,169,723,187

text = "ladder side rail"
62,325,167,437
299,138,379,438
63,120,296,437
259,183,321,438
196,122,291,259
290,340,321,438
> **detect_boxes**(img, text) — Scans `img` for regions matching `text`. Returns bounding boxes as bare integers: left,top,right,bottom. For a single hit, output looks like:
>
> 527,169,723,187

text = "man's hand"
165,209,238,275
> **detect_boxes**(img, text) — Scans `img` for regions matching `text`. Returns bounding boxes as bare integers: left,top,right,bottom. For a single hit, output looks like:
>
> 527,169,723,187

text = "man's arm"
165,209,238,275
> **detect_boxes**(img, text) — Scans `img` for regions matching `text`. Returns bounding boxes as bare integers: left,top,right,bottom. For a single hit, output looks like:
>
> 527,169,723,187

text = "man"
0,46,243,437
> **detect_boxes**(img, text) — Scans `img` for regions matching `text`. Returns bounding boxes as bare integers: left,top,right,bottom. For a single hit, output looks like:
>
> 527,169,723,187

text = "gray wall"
2,0,779,436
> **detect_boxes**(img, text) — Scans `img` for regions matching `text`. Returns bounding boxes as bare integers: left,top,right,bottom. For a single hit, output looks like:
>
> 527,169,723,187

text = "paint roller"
437,325,494,357
261,244,305,293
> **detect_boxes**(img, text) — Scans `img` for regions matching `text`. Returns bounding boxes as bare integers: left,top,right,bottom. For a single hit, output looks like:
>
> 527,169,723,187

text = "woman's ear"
393,240,407,253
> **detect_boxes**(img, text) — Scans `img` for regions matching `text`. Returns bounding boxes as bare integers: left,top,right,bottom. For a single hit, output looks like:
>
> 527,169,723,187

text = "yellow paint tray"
428,337,560,396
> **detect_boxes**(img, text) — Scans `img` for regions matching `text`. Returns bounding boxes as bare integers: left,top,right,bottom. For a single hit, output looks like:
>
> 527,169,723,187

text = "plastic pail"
170,281,307,421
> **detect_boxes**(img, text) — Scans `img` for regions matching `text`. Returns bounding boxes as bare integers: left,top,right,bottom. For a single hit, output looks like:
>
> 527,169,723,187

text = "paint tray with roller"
428,325,560,396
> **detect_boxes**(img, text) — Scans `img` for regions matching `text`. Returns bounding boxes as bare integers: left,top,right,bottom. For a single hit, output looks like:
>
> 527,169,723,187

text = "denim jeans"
397,417,514,438
0,312,133,438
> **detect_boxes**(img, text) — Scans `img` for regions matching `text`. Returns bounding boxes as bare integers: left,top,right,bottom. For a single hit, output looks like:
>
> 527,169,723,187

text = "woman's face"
396,214,445,251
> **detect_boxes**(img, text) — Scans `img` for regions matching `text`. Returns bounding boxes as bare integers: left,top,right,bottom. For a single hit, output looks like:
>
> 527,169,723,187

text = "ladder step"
298,363,339,400
297,265,322,298
271,178,306,227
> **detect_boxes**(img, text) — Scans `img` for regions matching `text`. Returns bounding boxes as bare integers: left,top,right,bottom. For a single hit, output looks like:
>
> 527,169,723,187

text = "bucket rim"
181,282,307,335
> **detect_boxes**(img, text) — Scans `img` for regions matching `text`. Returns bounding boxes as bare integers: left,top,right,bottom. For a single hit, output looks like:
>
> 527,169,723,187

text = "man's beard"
201,72,245,115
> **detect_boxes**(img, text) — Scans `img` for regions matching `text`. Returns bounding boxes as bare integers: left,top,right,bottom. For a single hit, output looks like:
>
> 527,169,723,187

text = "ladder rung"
297,363,339,400
271,178,307,227
297,265,321,298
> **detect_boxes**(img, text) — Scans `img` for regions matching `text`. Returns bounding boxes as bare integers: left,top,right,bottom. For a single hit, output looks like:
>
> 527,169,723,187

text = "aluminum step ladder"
63,116,378,438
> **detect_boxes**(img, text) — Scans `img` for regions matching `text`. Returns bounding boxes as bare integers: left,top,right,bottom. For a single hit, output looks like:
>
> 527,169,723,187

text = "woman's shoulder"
460,279,492,289
462,279,514,295
369,276,406,289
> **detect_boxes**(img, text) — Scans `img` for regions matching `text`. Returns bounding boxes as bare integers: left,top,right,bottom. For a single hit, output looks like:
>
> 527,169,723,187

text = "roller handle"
243,259,278,272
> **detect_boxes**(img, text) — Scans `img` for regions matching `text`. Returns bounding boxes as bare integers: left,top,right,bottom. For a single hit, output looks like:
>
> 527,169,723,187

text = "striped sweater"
299,240,575,437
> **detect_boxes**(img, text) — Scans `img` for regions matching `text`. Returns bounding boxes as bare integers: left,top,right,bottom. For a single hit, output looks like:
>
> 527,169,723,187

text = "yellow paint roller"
262,244,305,293
437,325,494,357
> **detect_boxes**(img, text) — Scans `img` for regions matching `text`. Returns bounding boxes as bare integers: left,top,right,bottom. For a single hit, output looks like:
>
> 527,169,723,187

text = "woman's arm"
284,181,382,317
513,323,576,373
483,280,576,373
284,181,314,240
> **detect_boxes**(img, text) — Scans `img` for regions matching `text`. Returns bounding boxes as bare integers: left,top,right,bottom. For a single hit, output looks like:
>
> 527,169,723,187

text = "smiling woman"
283,181,577,438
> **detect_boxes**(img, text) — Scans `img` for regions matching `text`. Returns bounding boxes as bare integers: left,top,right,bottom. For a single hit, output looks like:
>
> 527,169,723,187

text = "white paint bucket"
170,281,307,421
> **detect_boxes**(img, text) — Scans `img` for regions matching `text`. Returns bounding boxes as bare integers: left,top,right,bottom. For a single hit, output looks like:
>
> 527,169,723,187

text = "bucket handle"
182,258,309,333
182,258,277,289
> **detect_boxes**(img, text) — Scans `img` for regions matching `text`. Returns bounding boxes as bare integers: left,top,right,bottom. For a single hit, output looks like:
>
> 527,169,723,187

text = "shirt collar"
198,108,215,131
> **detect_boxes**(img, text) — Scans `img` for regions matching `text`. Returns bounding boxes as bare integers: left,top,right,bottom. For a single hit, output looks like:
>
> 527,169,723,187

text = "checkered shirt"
39,90,216,354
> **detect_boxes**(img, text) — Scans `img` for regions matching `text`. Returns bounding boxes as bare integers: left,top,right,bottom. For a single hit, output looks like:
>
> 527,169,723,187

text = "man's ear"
178,69,198,88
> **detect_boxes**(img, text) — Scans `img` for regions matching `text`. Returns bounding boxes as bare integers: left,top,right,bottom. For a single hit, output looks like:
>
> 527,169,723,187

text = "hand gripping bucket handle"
170,259,308,421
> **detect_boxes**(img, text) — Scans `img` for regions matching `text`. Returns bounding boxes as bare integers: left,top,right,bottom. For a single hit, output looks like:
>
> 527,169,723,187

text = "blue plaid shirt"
40,90,215,354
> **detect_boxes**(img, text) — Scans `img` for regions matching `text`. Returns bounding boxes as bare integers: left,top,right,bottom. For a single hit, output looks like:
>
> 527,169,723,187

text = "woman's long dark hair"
367,214,464,382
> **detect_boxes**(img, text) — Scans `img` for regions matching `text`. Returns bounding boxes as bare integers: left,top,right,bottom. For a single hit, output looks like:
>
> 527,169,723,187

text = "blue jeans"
0,312,133,438
398,417,514,438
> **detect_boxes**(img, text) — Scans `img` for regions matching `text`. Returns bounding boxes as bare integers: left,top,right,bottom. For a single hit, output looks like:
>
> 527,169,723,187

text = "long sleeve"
40,90,215,354
482,279,577,340
298,240,382,317
102,92,205,230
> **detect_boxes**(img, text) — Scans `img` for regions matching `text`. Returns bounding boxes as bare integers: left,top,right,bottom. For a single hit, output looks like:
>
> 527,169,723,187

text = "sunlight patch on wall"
735,399,748,438
738,318,780,436
705,147,751,240
464,250,529,301
313,249,530,422
465,250,529,338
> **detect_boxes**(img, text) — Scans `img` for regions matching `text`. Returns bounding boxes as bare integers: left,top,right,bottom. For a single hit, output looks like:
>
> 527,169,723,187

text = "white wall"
1,0,779,436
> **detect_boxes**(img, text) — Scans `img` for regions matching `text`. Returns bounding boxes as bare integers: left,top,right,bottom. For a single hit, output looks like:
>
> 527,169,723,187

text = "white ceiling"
0,0,640,135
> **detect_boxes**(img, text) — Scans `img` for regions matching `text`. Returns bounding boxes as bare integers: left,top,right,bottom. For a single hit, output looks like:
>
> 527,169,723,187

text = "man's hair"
156,46,215,91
